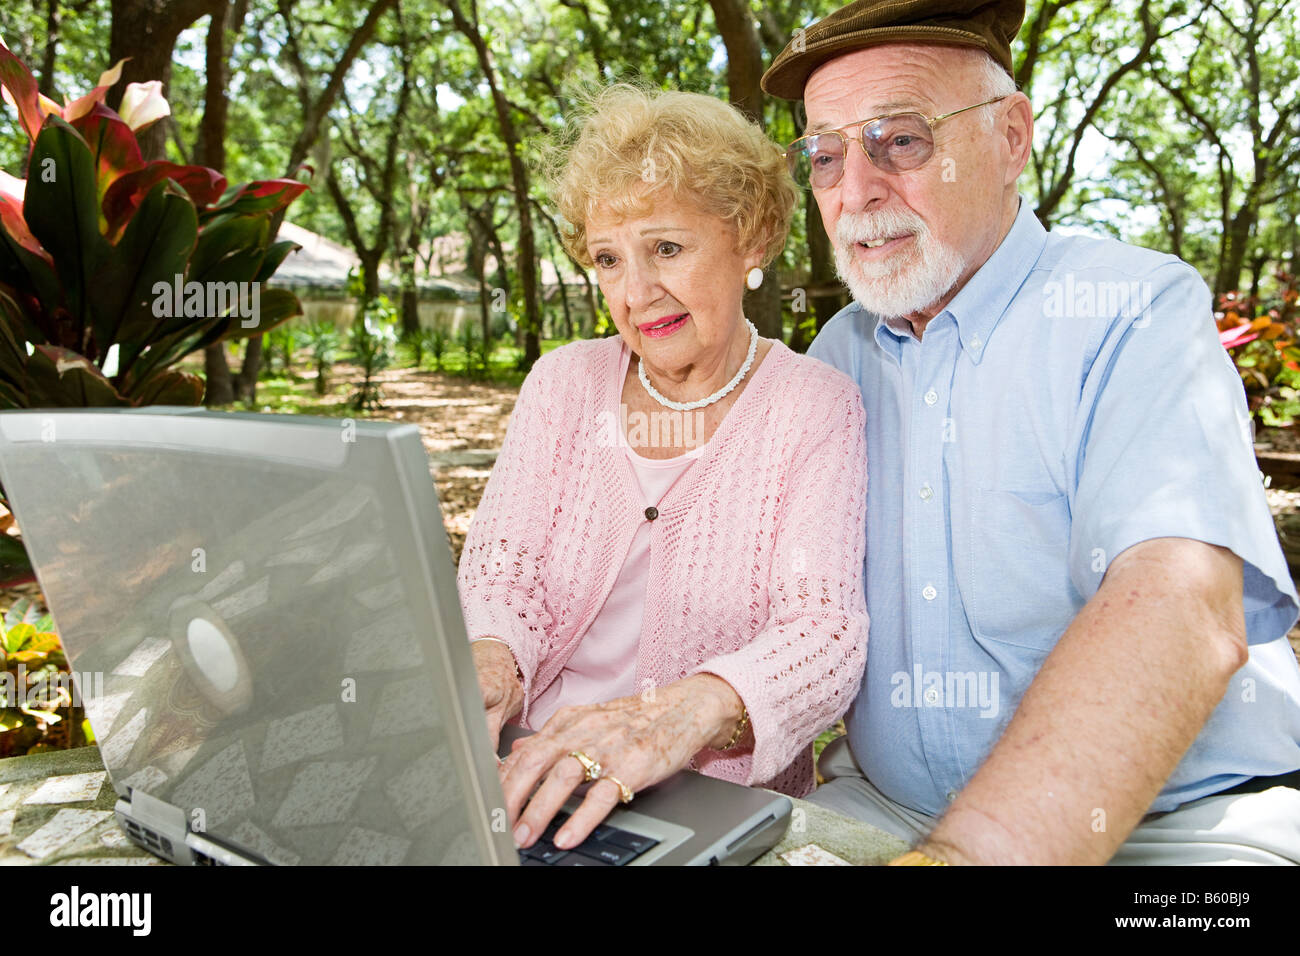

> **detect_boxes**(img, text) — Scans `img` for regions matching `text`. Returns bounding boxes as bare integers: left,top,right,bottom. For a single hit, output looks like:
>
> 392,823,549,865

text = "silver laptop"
0,408,791,865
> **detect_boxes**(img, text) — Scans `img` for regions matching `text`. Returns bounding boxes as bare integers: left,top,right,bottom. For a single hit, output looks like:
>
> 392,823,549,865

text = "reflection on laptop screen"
0,411,505,865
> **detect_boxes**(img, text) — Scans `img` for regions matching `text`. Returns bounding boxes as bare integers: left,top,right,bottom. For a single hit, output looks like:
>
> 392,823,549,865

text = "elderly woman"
456,83,868,853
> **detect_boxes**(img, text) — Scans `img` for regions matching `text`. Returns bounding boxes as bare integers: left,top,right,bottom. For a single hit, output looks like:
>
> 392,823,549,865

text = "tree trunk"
484,220,510,344
708,0,763,122
1248,254,1267,303
203,344,235,404
194,0,247,406
401,290,420,339
808,198,844,333
235,335,262,404
109,0,223,161
400,243,420,338
1218,206,1257,298
38,0,60,99
235,0,399,393
709,0,782,341
476,270,491,346
447,0,542,369
465,202,495,345
360,251,382,307
542,224,572,339
400,178,426,340
560,278,572,340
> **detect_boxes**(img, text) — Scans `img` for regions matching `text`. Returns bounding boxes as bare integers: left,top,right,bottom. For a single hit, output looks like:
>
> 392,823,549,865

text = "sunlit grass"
397,336,574,389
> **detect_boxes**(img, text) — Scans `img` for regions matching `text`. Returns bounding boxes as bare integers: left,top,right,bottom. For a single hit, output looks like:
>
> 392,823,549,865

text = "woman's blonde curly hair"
537,81,798,270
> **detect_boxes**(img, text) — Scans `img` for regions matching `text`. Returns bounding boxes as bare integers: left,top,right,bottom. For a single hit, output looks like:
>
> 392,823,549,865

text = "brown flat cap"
761,0,1025,100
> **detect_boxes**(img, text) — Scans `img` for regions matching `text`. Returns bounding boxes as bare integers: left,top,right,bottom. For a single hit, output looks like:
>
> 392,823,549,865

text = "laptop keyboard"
518,812,660,866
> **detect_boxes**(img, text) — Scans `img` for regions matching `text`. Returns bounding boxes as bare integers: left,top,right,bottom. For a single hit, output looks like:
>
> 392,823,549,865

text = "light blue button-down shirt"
808,197,1300,816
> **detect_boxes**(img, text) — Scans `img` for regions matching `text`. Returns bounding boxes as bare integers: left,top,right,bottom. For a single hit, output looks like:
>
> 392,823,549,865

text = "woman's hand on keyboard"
497,674,745,851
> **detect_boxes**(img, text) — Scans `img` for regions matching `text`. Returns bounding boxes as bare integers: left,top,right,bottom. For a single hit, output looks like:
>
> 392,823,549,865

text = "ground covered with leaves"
309,360,517,560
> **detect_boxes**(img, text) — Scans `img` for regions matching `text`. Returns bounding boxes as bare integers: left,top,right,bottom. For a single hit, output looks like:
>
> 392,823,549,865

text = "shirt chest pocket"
961,488,1077,650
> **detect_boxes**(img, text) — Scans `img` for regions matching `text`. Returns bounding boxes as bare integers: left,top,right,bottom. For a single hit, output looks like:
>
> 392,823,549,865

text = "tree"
445,0,543,369
107,0,227,160
321,29,412,311
196,0,250,406
1147,0,1300,296
1015,0,1193,228
222,0,398,401
707,0,782,341
755,0,848,347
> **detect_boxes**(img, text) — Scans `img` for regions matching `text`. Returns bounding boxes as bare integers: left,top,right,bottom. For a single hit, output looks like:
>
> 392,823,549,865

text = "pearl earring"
745,267,763,291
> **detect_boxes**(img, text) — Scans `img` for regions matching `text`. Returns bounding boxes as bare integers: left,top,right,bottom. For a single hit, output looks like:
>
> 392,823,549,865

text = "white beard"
833,208,967,320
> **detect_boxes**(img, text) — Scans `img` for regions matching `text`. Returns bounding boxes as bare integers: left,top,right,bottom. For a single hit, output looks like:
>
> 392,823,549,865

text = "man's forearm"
917,538,1248,865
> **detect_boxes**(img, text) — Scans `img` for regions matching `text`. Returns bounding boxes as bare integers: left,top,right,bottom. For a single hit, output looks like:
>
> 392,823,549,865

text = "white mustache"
835,208,928,246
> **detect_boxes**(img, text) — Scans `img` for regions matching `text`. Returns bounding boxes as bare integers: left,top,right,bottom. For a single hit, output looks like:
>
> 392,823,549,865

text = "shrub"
0,596,88,757
1218,271,1300,425
0,47,308,409
304,319,341,395
351,298,395,410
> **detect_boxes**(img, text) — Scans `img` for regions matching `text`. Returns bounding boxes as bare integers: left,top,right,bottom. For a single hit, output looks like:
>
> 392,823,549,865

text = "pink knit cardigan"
456,336,868,797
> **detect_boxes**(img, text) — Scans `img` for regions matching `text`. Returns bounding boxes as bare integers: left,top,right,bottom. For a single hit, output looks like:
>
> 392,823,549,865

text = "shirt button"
922,584,937,601
919,484,933,501
946,791,957,803
924,389,938,406
644,506,658,521
924,687,940,705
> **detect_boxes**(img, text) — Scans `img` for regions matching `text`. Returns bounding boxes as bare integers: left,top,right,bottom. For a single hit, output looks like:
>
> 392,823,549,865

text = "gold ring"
568,750,602,782
603,774,634,804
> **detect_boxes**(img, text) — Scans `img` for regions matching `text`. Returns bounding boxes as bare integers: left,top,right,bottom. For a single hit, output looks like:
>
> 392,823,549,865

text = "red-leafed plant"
1217,271,1300,425
0,44,309,410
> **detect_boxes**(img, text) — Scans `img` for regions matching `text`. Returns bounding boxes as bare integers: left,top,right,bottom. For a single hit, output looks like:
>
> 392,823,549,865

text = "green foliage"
304,319,342,395
458,320,484,379
5,0,1297,379
1218,271,1300,423
344,264,366,302
265,321,298,377
401,326,424,369
0,595,87,757
478,332,496,376
0,2,111,172
350,296,396,409
1258,388,1300,428
429,325,449,371
398,324,452,372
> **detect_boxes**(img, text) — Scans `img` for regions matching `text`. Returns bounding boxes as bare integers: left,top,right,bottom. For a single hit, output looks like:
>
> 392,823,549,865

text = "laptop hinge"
124,788,187,836
115,790,257,865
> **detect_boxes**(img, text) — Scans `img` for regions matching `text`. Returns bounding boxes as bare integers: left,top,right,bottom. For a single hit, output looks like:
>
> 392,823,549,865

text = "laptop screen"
0,409,514,865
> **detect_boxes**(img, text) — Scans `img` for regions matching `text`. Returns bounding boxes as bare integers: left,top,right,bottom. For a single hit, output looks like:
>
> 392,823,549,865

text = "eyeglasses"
784,96,1009,189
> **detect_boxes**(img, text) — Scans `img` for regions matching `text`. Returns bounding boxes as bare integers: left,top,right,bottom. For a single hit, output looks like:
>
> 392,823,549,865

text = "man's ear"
1002,91,1034,186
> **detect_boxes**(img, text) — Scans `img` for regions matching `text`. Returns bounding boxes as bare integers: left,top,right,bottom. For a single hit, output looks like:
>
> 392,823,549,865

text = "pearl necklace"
638,320,759,411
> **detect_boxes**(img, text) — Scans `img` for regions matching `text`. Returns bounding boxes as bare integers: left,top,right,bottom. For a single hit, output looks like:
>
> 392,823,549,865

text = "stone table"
0,745,908,866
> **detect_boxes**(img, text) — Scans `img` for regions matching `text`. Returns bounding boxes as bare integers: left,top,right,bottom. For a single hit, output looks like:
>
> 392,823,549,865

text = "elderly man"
762,0,1300,864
